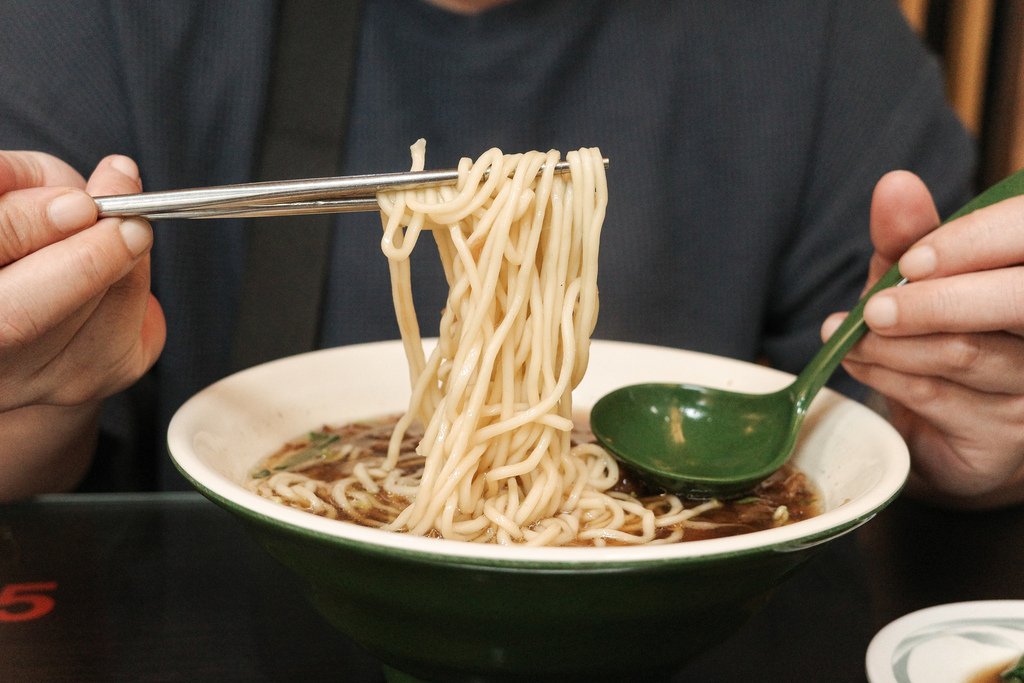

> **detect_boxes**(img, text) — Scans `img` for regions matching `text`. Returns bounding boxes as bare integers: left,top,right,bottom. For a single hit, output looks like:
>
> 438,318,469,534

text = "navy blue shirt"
0,0,975,490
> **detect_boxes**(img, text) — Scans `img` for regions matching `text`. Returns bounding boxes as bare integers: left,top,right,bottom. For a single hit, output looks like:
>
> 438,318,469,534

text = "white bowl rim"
168,339,910,566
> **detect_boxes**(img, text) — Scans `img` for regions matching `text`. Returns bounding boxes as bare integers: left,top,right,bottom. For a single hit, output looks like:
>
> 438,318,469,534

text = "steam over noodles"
248,142,817,546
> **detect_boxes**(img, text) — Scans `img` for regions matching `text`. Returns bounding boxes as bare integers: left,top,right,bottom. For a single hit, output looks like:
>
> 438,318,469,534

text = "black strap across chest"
230,0,362,371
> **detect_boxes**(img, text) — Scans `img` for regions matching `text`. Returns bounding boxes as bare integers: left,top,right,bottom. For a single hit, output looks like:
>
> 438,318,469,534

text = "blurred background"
897,0,1024,187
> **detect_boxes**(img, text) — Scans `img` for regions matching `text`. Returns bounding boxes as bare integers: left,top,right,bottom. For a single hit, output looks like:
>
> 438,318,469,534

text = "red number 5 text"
0,582,58,622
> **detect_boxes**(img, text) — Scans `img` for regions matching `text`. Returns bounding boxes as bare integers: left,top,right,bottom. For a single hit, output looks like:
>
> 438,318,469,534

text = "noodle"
376,141,627,544
248,142,816,546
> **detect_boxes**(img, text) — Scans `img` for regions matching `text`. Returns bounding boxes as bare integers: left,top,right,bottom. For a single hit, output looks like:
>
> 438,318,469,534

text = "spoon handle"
790,167,1024,412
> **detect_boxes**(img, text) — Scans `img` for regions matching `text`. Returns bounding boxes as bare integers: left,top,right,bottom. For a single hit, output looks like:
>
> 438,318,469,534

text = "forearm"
0,402,100,502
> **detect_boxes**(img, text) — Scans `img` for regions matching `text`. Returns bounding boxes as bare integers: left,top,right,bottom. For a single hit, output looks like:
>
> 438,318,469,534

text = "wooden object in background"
897,0,1024,180
981,0,1024,184
942,0,995,135
898,0,931,33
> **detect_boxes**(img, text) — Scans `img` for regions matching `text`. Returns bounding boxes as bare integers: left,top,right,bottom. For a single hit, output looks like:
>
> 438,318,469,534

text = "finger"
898,195,1024,281
862,267,1024,336
868,170,940,281
0,150,86,192
0,217,154,351
86,154,142,197
843,360,1024,437
838,327,1024,394
0,283,106,409
45,258,166,405
0,154,144,266
840,360,1024,488
0,186,98,265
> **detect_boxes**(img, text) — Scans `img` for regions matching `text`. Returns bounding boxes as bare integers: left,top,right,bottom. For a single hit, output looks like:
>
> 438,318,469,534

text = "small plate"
866,601,1024,683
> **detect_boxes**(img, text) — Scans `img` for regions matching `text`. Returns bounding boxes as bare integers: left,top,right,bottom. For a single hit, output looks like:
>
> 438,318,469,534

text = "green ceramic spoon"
591,168,1024,498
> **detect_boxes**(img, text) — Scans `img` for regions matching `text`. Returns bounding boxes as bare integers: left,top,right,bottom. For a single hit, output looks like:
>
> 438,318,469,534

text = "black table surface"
2,490,1022,682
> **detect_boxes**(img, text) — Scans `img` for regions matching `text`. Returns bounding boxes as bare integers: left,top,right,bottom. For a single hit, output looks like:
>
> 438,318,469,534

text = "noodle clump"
250,142,727,546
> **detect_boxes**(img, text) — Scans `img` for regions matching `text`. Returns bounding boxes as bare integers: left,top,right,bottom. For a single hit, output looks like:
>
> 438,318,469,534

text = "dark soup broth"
249,414,821,545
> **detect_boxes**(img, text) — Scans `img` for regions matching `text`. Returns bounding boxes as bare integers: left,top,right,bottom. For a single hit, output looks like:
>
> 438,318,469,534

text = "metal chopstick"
126,198,381,220
93,158,607,221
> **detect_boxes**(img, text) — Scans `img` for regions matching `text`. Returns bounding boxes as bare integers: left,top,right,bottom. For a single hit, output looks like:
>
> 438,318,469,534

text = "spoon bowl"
591,382,802,497
592,168,1024,496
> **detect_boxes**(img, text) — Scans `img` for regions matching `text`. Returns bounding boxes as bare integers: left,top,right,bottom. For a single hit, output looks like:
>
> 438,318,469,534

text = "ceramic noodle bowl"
168,340,909,682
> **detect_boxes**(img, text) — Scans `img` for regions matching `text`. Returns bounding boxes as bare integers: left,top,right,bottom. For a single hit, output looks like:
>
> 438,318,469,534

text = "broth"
248,414,820,545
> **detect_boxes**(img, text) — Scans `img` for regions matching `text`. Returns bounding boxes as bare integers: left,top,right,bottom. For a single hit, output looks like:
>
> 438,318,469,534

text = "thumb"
867,170,940,283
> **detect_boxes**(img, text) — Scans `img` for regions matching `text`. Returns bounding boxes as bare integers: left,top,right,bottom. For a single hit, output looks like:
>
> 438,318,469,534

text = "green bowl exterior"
168,339,910,681
202,484,856,683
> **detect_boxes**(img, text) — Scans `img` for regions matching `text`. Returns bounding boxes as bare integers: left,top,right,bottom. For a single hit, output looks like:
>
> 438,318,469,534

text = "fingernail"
48,191,97,232
119,218,153,257
865,293,898,328
109,155,139,179
899,245,936,279
820,313,845,341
